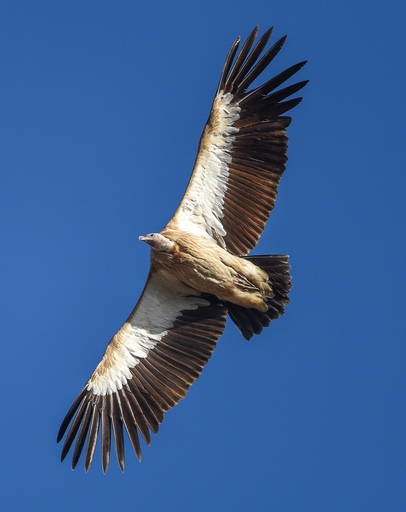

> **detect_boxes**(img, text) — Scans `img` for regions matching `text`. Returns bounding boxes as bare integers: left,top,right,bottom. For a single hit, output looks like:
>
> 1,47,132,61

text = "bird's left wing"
166,26,307,255
57,270,227,472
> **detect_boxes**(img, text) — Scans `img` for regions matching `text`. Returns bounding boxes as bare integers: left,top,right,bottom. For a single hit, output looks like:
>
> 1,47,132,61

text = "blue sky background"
1,1,406,510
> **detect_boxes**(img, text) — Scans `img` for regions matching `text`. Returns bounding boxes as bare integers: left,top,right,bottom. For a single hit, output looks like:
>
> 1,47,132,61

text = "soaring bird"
57,26,307,472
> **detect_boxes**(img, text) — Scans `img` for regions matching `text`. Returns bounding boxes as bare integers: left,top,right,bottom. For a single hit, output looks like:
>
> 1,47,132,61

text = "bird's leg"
233,272,258,291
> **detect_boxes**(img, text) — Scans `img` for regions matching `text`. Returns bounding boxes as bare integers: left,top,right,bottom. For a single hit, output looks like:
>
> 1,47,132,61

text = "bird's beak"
139,234,154,246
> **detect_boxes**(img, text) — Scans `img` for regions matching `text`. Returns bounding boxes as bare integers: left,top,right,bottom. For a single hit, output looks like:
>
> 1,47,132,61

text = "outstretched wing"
57,271,227,472
166,26,307,255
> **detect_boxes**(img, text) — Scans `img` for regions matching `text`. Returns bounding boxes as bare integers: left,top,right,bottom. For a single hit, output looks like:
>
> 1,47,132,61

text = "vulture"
58,25,307,472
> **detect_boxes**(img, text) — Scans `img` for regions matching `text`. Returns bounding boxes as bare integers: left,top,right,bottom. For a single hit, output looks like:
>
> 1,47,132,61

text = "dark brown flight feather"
213,32,307,255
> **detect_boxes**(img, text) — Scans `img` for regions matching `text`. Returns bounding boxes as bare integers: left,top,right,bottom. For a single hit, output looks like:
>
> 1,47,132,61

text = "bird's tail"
225,255,292,340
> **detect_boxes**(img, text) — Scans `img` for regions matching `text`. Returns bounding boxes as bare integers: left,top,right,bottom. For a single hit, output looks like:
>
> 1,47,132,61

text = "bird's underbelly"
156,249,270,312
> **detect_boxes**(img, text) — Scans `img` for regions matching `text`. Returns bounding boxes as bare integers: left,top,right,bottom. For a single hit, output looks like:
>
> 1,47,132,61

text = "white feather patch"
171,92,240,244
87,273,208,396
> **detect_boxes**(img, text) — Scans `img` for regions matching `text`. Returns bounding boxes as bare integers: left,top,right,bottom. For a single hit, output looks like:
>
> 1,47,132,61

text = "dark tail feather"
225,255,291,340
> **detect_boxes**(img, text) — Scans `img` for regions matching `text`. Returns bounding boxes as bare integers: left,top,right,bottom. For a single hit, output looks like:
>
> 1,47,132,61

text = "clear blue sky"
1,1,405,510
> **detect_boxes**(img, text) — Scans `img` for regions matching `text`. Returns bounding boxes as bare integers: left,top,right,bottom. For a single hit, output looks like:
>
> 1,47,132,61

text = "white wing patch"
171,92,240,244
87,272,208,396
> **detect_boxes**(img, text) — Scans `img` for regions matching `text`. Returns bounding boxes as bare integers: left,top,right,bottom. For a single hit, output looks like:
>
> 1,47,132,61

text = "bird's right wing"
57,270,227,472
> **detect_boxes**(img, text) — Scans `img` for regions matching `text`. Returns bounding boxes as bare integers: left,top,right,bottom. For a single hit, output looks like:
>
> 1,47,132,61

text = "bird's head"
138,233,176,253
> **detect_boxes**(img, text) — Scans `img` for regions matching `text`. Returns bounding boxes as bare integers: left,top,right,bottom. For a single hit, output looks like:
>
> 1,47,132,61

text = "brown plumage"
57,26,307,472
143,230,273,311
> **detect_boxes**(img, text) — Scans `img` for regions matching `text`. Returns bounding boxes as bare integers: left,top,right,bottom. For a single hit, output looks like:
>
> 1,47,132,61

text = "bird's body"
57,25,307,472
145,230,273,311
